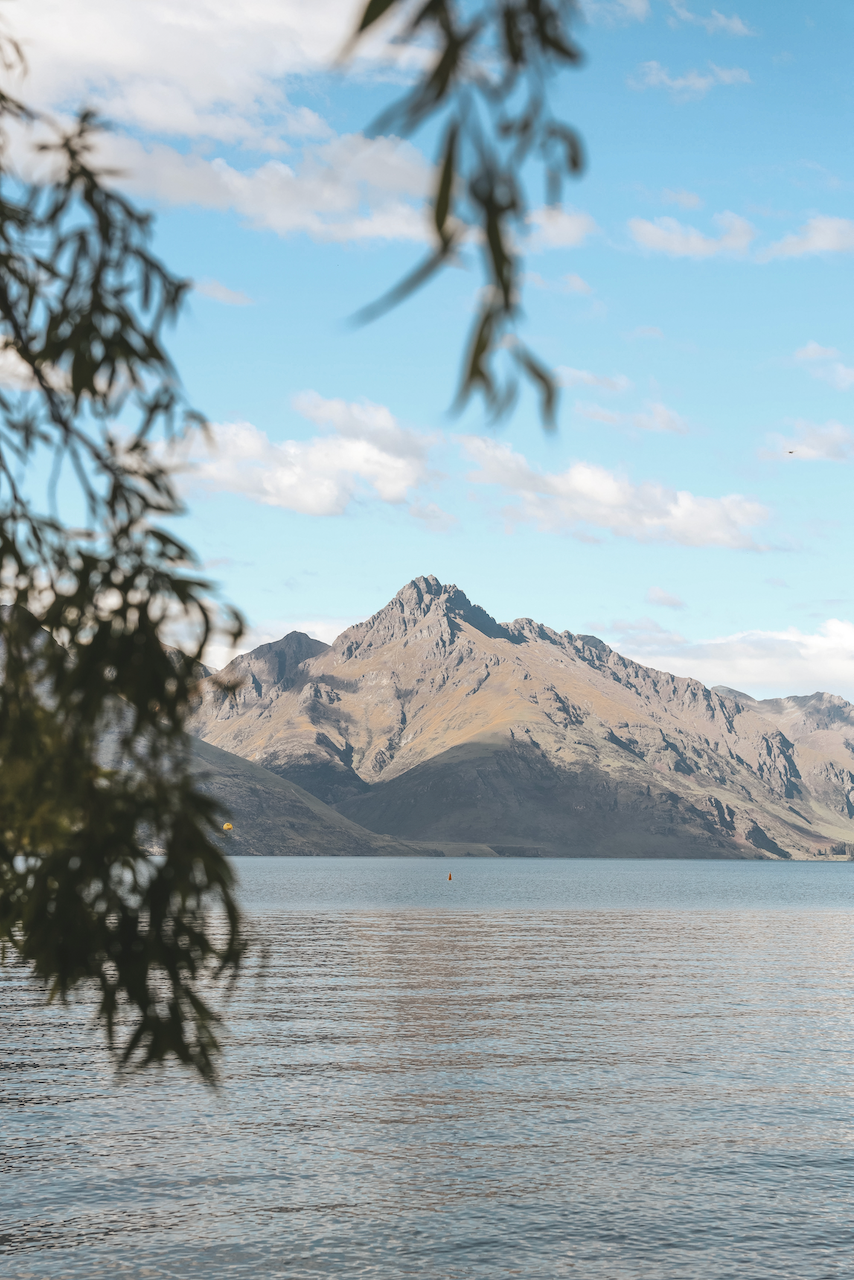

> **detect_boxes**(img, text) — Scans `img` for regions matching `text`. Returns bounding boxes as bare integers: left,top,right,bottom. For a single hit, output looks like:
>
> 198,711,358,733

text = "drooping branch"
349,0,585,427
0,102,245,1084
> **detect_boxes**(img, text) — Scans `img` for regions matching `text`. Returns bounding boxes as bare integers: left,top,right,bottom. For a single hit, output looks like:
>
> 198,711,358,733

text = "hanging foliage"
0,43,245,1085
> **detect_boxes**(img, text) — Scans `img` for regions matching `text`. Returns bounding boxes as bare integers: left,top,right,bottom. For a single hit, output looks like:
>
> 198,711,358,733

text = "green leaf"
356,0,400,33
512,344,559,428
434,123,458,241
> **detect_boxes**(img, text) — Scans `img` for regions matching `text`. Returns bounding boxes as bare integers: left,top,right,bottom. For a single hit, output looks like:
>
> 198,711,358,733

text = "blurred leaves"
349,0,586,427
0,55,244,1083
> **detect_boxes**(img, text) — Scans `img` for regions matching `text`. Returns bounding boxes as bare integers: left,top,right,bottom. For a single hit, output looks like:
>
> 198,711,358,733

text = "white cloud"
647,587,686,609
409,501,458,532
12,2,432,246
630,325,664,340
527,207,599,250
629,60,750,97
629,211,755,257
585,0,650,21
609,619,854,703
795,340,840,363
195,279,253,306
571,397,687,432
462,437,768,548
562,273,593,295
524,271,593,295
632,401,688,433
13,0,379,144
97,130,428,243
663,188,703,209
559,367,632,392
792,342,854,392
668,2,754,36
767,420,854,462
574,402,624,425
812,364,854,392
763,216,854,260
178,392,441,516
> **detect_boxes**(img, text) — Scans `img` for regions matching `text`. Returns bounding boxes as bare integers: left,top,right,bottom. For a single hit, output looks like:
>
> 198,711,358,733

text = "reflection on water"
3,858,854,1278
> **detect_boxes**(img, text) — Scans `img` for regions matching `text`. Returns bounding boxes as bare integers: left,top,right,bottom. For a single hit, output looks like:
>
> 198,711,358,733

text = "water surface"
3,857,854,1278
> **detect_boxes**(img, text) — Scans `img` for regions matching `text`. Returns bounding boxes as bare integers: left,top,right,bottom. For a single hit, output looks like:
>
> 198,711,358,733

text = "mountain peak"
217,630,329,697
337,576,507,657
396,572,442,596
187,574,854,860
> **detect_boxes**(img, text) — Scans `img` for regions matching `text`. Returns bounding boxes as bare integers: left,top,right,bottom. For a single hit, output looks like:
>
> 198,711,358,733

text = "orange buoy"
448,872,452,881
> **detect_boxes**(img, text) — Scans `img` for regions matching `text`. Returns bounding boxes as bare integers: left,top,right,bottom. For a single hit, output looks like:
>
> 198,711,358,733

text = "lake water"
4,857,854,1278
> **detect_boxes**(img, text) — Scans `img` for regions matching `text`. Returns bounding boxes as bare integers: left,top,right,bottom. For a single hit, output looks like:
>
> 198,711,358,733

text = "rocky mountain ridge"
187,576,854,859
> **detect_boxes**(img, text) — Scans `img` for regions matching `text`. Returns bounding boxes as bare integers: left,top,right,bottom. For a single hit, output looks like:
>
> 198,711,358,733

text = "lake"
3,856,854,1278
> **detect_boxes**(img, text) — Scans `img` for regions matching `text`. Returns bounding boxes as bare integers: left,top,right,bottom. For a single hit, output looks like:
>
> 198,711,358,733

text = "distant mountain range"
187,576,854,860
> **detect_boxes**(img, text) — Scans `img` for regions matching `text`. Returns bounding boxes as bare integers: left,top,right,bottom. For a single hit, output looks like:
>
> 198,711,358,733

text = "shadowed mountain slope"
187,576,854,860
189,737,439,858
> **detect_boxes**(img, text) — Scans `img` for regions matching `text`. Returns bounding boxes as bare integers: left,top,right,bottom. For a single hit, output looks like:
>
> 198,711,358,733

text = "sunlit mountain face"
188,577,854,860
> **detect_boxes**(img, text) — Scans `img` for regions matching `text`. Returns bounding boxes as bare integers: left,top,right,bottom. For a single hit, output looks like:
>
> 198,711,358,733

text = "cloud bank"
629,60,750,97
629,211,755,257
609,618,854,703
462,437,767,547
180,392,447,519
763,217,854,260
95,130,429,243
767,420,854,462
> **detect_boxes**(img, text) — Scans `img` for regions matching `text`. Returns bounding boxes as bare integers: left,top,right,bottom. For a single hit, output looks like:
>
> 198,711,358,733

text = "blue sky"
14,0,854,697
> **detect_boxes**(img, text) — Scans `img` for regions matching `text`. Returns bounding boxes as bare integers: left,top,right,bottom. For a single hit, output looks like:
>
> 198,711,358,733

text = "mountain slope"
187,576,854,860
188,737,440,858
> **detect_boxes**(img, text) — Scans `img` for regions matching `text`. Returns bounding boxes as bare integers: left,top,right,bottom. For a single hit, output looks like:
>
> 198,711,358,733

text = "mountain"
187,576,854,860
188,737,444,858
8,608,443,859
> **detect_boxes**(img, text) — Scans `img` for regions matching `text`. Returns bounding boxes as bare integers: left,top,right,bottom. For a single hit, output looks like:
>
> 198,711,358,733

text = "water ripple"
3,858,854,1278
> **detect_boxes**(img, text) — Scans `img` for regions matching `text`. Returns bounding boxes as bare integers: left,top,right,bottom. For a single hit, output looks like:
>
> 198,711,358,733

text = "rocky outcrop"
186,576,854,860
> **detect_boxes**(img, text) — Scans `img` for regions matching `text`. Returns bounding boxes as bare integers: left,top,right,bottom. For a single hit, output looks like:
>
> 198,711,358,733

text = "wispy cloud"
526,207,599,250
763,216,854,260
607,618,854,702
574,402,624,425
559,367,632,392
767,420,854,462
195,279,253,306
647,586,686,609
629,60,751,97
462,437,767,548
572,399,688,433
561,273,593,294
629,211,755,257
663,188,703,210
585,0,650,23
795,340,840,363
633,401,688,433
815,366,854,392
667,2,754,36
524,271,593,295
793,342,854,391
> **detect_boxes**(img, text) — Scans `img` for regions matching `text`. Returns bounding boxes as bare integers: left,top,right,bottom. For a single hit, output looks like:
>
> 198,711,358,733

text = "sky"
9,0,854,698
